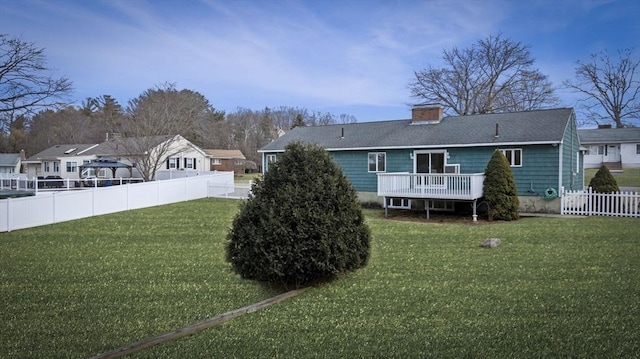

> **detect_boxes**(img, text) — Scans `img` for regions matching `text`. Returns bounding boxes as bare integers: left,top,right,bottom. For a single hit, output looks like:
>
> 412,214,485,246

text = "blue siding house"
259,106,583,215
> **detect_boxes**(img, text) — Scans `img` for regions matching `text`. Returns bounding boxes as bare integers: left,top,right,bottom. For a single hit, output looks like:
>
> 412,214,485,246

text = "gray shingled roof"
578,128,640,144
260,108,575,152
0,153,21,166
25,144,99,161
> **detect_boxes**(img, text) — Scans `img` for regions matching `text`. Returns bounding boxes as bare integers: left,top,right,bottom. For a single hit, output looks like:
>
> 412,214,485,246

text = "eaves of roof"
259,108,574,152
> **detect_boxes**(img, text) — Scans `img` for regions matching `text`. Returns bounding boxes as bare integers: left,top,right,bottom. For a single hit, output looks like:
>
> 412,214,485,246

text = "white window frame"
387,198,411,209
501,148,522,167
265,154,277,172
636,144,640,155
43,161,50,172
53,161,60,173
212,158,221,165
368,152,386,172
66,161,77,173
185,158,195,169
168,157,179,169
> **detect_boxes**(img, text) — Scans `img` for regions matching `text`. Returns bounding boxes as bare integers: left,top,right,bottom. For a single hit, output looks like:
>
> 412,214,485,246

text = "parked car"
43,176,64,188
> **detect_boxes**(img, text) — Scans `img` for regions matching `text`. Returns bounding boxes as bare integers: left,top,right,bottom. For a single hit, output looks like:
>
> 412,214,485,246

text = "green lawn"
585,167,640,188
1,199,638,358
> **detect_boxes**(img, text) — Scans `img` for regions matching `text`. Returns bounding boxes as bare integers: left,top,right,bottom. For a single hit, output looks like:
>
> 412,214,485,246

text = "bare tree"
564,49,640,128
409,33,559,115
114,83,215,180
0,34,72,116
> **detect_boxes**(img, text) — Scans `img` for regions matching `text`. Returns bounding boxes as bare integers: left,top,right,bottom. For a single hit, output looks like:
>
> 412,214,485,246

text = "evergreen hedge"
226,142,371,287
482,149,519,221
589,165,620,193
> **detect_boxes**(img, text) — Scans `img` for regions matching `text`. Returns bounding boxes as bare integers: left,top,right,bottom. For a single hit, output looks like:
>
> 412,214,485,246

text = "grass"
584,167,640,188
1,199,639,358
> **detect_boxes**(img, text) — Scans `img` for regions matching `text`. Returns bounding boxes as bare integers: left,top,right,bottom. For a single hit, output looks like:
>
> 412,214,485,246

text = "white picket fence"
561,188,640,218
0,172,235,232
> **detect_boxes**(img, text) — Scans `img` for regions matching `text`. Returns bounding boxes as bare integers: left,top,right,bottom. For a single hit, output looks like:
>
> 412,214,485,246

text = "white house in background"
0,151,24,175
23,144,102,179
23,134,209,181
579,127,640,170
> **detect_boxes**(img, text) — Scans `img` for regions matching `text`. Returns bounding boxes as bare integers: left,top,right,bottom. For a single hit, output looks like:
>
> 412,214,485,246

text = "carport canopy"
80,157,133,178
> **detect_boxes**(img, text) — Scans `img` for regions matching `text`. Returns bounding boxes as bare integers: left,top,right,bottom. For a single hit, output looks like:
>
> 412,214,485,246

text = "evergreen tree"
226,142,370,287
483,149,520,220
589,165,620,193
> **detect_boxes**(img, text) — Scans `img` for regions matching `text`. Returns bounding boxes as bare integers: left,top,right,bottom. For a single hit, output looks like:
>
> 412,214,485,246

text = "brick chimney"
411,105,443,123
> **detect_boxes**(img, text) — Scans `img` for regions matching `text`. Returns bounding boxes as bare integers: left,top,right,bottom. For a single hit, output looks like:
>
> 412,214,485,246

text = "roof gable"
260,108,575,152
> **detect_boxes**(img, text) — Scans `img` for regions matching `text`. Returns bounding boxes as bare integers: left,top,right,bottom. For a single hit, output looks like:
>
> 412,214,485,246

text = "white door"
604,145,620,162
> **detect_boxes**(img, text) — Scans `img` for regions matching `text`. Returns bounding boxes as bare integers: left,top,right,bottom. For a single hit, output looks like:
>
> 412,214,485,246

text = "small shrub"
589,165,620,193
482,149,519,221
226,142,371,287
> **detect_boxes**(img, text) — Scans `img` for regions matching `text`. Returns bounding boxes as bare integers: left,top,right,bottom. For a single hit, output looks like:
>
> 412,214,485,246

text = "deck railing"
377,172,485,200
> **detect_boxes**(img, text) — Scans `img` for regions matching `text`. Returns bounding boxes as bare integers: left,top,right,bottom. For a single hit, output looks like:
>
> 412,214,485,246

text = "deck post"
384,196,388,218
472,199,478,222
425,199,430,219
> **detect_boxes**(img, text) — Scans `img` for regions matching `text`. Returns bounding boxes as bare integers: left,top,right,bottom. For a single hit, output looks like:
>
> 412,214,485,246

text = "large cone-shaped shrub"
589,165,619,193
226,142,370,287
483,149,519,221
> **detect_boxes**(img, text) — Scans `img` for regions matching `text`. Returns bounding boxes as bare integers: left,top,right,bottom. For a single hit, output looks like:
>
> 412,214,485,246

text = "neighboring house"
203,149,246,174
23,144,102,179
259,106,583,214
0,151,24,175
24,134,208,181
579,127,640,170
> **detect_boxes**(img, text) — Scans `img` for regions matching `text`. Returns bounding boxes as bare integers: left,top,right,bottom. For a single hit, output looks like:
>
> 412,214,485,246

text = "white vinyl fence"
207,182,252,199
1,172,235,232
561,188,640,218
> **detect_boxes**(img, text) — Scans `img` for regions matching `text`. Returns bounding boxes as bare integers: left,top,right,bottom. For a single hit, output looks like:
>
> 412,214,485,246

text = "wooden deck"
377,173,485,200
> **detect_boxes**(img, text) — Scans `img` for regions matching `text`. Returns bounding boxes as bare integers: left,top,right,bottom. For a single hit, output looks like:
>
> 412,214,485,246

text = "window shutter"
166,159,170,169
193,158,196,170
184,158,187,168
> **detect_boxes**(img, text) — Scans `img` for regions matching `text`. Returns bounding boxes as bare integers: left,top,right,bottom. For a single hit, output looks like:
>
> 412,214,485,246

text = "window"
636,144,640,155
184,158,195,169
388,198,410,209
501,149,522,167
368,152,386,172
53,162,60,172
429,200,455,211
66,161,77,173
235,159,244,165
212,158,221,165
167,157,179,169
43,161,50,172
589,145,606,155
265,154,277,172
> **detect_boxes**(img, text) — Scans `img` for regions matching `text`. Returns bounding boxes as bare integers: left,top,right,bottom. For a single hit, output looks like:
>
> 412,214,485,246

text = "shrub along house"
259,106,583,215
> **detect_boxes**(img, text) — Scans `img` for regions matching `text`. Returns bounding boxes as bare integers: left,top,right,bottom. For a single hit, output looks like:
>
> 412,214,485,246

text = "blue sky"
1,0,639,122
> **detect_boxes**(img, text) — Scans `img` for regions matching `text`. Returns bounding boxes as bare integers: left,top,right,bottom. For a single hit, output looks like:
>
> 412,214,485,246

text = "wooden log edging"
90,287,309,359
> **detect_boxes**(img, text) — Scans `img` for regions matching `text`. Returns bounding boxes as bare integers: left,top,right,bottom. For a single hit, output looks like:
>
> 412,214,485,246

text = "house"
203,149,246,174
259,106,583,214
23,144,102,179
578,126,640,170
0,151,24,175
23,134,209,181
